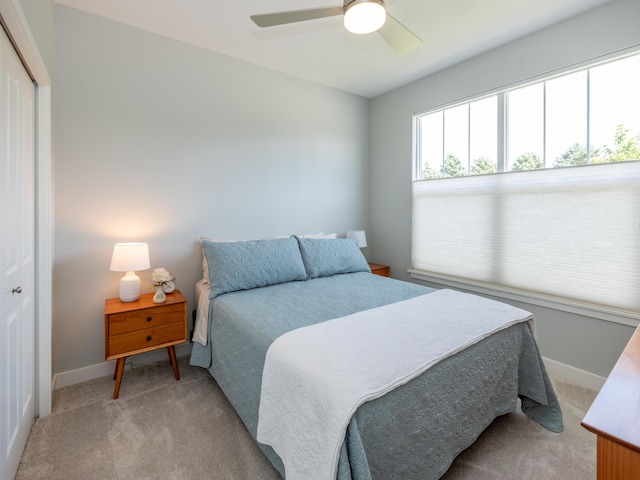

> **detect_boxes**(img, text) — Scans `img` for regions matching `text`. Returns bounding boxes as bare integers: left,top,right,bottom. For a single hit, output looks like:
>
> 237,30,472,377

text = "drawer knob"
146,336,152,342
146,317,152,322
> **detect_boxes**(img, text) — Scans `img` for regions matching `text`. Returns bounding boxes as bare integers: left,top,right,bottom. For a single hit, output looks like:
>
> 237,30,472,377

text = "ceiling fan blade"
251,6,343,28
377,13,422,55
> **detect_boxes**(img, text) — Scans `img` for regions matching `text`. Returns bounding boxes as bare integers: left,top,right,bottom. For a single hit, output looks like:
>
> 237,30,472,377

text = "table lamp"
346,230,367,248
110,242,150,302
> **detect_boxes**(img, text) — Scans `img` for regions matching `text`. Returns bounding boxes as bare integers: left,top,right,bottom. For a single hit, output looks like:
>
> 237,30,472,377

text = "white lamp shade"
347,230,367,248
344,0,386,34
110,243,150,272
110,243,150,302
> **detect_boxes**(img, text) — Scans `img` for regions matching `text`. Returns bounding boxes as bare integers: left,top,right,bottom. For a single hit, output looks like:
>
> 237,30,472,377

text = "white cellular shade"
412,161,640,315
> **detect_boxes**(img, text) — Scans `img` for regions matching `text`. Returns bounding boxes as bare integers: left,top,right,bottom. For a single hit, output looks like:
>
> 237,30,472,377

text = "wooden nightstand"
105,290,188,399
368,262,390,277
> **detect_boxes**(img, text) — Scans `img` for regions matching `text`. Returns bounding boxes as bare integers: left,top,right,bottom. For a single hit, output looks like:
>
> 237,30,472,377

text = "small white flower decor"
151,267,175,303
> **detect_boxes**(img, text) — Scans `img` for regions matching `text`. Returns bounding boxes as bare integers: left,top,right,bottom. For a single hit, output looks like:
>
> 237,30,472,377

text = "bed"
190,235,562,480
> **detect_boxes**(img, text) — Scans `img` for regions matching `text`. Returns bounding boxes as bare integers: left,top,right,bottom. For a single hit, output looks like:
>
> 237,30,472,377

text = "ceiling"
54,0,612,98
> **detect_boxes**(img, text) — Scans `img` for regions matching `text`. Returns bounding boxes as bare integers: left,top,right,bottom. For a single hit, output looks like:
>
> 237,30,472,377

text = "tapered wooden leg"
168,346,180,380
113,357,126,399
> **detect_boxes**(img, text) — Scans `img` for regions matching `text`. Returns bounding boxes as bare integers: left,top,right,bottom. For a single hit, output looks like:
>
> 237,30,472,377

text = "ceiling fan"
250,0,422,56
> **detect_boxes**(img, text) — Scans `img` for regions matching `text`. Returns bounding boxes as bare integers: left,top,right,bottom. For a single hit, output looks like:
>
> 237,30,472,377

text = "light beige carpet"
16,356,597,480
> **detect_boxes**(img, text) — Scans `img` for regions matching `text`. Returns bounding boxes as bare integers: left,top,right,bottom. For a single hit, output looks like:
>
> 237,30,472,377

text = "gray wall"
53,6,370,375
369,0,640,379
17,0,55,75
26,0,639,382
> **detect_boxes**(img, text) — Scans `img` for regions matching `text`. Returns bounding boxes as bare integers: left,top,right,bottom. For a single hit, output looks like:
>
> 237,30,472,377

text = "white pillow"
304,233,337,239
271,232,335,239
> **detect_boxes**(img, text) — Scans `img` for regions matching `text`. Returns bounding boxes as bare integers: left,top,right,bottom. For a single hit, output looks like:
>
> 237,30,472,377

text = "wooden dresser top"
582,324,640,453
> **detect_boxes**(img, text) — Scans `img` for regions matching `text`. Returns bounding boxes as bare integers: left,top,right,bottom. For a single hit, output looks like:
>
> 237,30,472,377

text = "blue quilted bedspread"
190,272,562,479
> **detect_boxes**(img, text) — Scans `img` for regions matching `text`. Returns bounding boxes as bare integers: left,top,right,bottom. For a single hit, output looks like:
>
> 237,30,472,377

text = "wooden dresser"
581,324,640,479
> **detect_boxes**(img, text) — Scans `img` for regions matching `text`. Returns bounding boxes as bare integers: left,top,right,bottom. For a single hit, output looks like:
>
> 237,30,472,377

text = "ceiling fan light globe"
344,1,386,35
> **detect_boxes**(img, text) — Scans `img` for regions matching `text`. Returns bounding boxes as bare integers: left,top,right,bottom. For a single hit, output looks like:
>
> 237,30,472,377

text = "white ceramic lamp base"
119,271,141,302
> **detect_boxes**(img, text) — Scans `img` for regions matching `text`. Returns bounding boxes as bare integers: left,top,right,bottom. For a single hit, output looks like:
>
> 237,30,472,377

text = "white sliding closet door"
0,25,36,480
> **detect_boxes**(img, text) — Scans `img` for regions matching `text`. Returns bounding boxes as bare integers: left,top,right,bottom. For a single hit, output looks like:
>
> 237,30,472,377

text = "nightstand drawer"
108,303,185,335
108,322,186,357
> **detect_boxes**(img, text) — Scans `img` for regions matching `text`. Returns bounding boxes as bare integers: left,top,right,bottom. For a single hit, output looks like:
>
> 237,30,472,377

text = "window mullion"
441,111,445,172
586,69,591,165
543,82,547,168
497,93,507,172
467,103,471,173
414,117,422,179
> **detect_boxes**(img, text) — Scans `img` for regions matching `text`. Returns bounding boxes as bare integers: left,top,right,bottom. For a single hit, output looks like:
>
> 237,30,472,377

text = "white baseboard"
543,357,606,392
51,344,603,393
52,343,193,390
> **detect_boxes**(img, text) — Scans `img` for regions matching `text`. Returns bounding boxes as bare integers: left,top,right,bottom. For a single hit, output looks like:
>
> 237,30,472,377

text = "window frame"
413,49,640,181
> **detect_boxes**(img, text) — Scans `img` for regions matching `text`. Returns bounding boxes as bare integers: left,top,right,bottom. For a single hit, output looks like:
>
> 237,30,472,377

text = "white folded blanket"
257,289,534,480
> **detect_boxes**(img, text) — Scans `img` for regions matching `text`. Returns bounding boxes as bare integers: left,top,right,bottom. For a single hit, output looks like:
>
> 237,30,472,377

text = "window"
416,54,640,177
412,53,640,320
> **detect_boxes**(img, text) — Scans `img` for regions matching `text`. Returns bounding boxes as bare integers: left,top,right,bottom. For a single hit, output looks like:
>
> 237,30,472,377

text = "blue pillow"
202,237,307,299
296,237,371,279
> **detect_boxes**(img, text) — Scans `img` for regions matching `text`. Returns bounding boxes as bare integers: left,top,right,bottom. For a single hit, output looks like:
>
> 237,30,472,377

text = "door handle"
12,286,22,295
